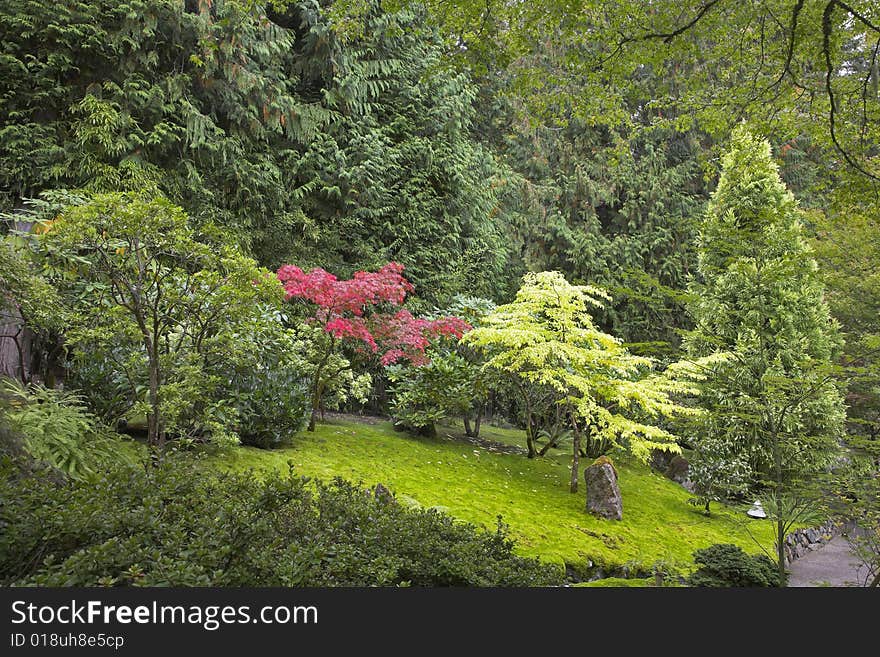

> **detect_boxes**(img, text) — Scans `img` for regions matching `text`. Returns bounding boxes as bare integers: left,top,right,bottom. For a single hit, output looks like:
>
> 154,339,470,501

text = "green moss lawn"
208,417,778,576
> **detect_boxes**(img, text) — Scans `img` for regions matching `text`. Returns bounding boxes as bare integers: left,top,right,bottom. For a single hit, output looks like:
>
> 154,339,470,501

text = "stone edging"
783,521,839,565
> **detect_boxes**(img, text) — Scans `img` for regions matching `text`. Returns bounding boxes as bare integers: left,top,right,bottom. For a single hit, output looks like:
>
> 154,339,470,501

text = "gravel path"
787,535,872,587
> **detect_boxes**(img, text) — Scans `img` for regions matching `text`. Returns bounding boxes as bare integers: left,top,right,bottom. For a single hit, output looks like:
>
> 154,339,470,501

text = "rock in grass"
585,460,623,521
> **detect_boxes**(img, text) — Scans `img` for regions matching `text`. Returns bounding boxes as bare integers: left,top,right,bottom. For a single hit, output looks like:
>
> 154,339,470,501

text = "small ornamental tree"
40,193,284,449
277,262,469,431
462,271,709,492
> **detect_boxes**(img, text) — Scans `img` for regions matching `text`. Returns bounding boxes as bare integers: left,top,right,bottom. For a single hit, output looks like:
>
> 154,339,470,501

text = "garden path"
787,535,871,587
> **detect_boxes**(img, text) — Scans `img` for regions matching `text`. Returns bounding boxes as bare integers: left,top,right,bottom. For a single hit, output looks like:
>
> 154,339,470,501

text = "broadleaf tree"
277,262,470,430
462,270,707,493
40,192,284,449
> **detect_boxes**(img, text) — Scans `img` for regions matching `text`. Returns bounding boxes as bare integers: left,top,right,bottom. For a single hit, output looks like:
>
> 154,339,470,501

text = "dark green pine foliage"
282,3,514,304
487,116,708,357
0,0,516,304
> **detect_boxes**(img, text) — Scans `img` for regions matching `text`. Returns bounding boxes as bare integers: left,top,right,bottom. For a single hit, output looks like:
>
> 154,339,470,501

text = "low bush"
686,543,784,587
0,457,561,587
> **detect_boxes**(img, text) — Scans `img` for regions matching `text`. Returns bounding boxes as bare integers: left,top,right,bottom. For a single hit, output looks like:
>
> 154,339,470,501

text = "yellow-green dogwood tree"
462,270,712,492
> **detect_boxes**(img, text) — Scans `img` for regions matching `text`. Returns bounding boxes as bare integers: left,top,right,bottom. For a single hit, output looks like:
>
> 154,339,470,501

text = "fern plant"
0,378,129,480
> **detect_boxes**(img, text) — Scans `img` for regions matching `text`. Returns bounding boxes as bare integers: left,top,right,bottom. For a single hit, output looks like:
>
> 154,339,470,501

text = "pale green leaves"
463,270,701,461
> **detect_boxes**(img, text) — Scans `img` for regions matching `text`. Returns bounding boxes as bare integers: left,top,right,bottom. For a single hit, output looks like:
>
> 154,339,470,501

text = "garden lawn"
211,418,779,575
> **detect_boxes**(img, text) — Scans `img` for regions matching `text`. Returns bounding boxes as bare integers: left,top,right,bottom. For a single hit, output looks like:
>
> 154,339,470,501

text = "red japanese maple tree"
277,262,470,430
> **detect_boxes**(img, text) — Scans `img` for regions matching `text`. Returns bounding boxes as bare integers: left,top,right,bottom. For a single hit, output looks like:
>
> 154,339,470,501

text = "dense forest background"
3,0,879,448
1,0,879,586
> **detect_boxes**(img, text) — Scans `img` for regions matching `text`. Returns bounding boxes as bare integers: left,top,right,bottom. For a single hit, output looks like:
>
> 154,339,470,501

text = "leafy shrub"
0,458,562,587
0,378,131,481
386,350,474,436
227,372,309,449
686,543,784,587
214,312,310,448
66,348,141,429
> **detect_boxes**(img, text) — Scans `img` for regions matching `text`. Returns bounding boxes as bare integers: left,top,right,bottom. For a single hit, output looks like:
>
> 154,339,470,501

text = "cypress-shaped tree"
684,128,845,527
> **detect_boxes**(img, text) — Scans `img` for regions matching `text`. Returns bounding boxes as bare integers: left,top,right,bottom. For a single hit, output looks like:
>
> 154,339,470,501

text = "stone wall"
783,521,839,564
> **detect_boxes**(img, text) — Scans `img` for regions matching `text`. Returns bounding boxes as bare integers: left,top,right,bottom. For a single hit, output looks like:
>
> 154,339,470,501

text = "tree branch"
640,0,724,44
823,1,880,182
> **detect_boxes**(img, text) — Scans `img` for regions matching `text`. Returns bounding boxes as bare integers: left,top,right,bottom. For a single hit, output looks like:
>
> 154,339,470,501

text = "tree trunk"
771,425,786,585
146,345,161,449
0,213,35,382
869,570,880,588
777,517,787,586
538,438,557,456
308,367,325,432
569,411,581,493
308,338,334,432
473,402,483,438
0,315,29,382
520,383,536,458
463,415,473,437
525,415,537,458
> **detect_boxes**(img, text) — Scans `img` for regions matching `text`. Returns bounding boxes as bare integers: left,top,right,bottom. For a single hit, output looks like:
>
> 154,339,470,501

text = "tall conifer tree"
685,128,845,508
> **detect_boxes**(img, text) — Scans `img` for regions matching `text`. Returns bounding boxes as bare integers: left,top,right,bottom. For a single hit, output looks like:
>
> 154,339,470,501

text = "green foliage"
39,192,286,447
387,349,474,435
686,544,784,588
288,323,372,425
497,121,708,356
812,201,880,445
387,295,495,436
463,271,701,463
278,3,517,303
0,227,65,384
0,377,129,481
215,308,310,449
0,0,521,303
684,128,845,503
686,434,752,511
0,233,62,332
0,0,314,255
0,457,560,587
363,1,880,185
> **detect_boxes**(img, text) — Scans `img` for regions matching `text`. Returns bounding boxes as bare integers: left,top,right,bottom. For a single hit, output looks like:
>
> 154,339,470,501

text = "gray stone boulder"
665,455,690,485
650,449,692,491
584,461,623,520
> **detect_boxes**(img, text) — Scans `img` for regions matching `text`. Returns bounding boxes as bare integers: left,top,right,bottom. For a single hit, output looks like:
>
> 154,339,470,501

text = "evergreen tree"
684,128,845,512
477,91,709,357
0,1,518,305
281,3,516,304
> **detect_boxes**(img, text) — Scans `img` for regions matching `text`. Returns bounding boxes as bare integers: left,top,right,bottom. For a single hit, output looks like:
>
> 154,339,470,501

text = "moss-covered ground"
208,416,778,578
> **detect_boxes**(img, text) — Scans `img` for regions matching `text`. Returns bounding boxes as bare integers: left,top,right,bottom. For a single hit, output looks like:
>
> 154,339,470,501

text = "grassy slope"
576,577,655,587
211,417,778,575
